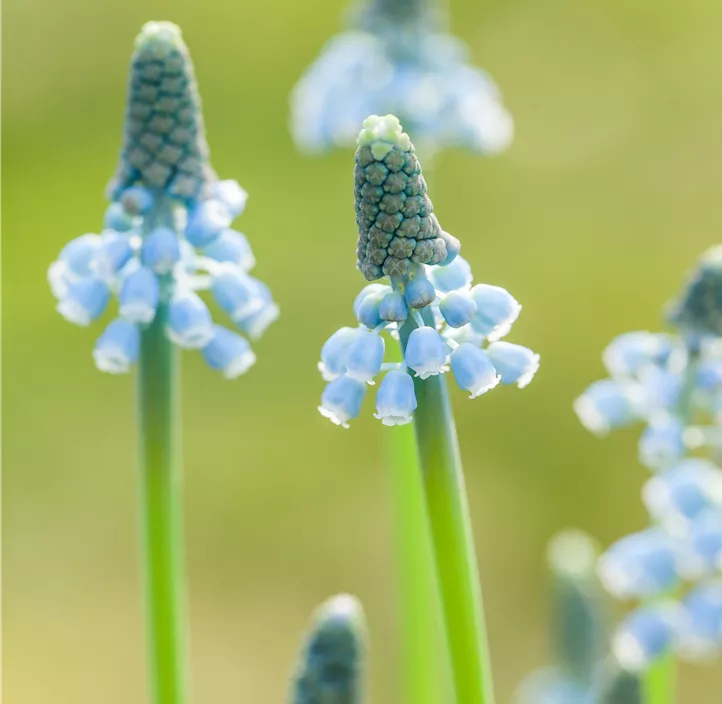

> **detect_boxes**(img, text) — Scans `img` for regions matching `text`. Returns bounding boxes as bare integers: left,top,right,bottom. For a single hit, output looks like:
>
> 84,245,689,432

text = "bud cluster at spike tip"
317,115,539,428
290,0,513,155
289,594,366,704
48,22,278,378
354,115,448,280
574,248,722,673
108,22,217,203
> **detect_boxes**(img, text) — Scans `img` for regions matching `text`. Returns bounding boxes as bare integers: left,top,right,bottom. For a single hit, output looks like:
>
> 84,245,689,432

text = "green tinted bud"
290,595,366,704
108,22,216,202
547,530,607,687
354,115,447,280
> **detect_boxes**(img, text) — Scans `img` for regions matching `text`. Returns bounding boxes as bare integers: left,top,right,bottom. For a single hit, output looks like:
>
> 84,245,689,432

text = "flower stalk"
137,198,188,704
399,312,495,704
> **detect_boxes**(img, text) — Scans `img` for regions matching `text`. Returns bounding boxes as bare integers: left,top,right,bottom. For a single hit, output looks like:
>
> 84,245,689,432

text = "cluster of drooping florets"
47,22,278,378
290,0,513,155
575,247,722,672
318,115,538,428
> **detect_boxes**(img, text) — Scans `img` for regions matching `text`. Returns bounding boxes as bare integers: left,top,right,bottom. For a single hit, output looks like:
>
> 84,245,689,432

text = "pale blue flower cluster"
318,116,538,427
47,22,278,378
576,249,722,672
291,0,513,155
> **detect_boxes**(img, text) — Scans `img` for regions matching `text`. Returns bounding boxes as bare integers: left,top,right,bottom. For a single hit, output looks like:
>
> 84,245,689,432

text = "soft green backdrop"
4,0,722,701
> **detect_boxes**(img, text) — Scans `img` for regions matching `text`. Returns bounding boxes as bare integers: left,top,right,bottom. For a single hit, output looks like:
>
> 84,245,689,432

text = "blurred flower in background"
47,22,278,378
290,0,513,155
576,246,722,673
515,530,642,704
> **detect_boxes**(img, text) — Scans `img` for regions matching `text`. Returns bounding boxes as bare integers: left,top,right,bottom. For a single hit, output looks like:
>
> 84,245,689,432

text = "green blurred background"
4,0,722,701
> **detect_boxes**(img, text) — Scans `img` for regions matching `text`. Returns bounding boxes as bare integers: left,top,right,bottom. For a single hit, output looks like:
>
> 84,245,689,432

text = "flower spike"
291,0,513,155
318,115,538,426
49,22,278,377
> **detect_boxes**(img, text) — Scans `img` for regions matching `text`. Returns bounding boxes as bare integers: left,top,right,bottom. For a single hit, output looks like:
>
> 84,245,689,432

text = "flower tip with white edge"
449,343,500,398
93,318,140,374
374,369,417,425
319,375,367,428
485,341,540,388
202,325,256,379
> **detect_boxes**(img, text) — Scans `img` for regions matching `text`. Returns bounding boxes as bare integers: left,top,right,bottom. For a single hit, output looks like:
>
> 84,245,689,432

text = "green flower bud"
354,115,447,280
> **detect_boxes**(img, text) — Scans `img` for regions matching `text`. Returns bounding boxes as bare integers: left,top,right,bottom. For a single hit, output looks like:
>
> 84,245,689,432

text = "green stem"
385,391,449,704
642,343,699,704
399,315,495,704
137,201,188,704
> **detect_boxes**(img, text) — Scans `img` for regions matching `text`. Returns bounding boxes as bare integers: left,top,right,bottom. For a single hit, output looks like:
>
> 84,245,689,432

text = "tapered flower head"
318,116,538,426
291,0,512,155
49,22,278,377
289,594,366,704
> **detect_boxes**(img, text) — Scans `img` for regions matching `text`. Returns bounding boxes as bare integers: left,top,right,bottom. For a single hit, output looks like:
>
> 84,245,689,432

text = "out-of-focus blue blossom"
574,379,646,436
57,277,111,326
290,0,513,156
576,247,722,672
681,514,722,579
119,266,160,324
677,581,722,661
642,459,722,533
48,22,278,377
318,116,538,427
597,529,681,600
602,332,680,379
638,416,686,471
612,603,682,672
93,318,141,374
201,325,256,379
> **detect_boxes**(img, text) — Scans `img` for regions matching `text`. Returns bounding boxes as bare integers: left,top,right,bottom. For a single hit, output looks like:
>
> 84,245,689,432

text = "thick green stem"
642,344,699,704
137,201,188,704
385,391,449,704
399,315,495,704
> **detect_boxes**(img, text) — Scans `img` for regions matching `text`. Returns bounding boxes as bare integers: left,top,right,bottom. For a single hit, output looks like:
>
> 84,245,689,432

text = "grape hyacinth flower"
289,594,366,704
49,22,277,379
317,114,539,704
575,246,722,700
291,0,513,156
48,23,278,704
318,115,538,428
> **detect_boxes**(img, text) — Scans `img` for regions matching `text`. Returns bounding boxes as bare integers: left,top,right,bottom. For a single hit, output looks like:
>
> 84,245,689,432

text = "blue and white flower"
290,0,513,155
318,116,538,426
48,22,278,378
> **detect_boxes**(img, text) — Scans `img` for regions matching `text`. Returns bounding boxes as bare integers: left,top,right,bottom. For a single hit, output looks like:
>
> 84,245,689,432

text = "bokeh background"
4,0,722,701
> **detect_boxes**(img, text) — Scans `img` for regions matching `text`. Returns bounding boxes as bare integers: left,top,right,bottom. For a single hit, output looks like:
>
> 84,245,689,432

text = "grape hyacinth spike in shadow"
318,114,538,427
290,0,513,155
290,594,367,704
48,22,278,377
